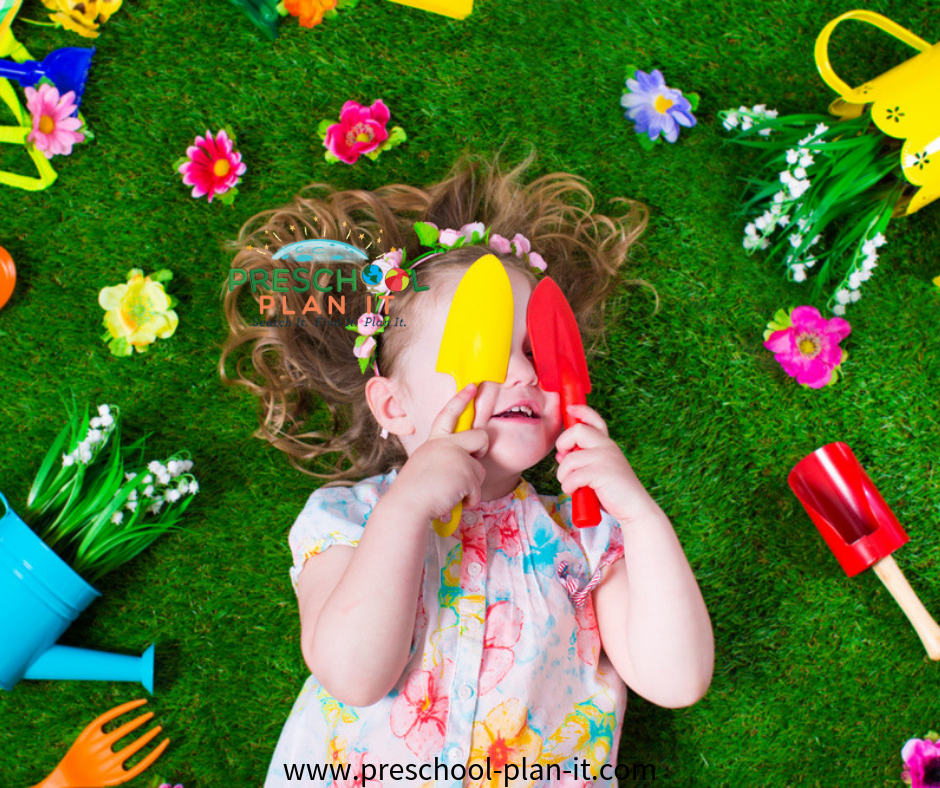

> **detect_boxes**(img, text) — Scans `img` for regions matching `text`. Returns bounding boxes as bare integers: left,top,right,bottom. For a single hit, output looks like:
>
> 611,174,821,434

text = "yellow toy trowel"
432,254,513,537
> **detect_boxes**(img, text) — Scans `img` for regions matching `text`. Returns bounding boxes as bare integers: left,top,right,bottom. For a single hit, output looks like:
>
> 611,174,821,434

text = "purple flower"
621,69,697,143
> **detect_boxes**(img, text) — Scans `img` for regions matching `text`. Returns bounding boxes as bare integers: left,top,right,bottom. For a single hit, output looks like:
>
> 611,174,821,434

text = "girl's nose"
506,348,539,387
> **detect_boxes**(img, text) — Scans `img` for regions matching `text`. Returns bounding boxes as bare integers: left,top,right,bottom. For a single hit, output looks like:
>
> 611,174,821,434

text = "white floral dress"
265,471,627,788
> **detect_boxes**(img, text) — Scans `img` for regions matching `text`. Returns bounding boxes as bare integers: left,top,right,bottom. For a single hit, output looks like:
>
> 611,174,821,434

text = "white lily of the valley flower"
799,152,814,168
62,453,75,467
86,429,103,444
723,111,740,130
125,500,137,512
111,511,123,524
872,232,887,247
789,234,804,248
165,489,182,503
188,480,199,495
848,271,862,289
862,256,878,272
792,264,807,282
148,500,164,515
804,256,816,268
835,289,851,305
832,303,846,316
850,290,861,302
90,417,102,429
148,461,165,476
181,460,194,472
143,485,155,498
814,123,829,136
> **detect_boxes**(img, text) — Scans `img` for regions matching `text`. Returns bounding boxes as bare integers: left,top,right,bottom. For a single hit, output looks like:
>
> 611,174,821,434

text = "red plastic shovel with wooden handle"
527,277,601,527
789,442,940,660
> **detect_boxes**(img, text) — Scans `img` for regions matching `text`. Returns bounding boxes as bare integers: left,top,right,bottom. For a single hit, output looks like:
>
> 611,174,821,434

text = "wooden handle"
872,554,940,660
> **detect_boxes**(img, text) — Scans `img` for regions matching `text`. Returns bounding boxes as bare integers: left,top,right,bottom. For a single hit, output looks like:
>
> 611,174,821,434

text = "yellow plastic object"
387,0,472,20
432,254,513,537
31,699,169,788
0,2,58,192
815,10,940,215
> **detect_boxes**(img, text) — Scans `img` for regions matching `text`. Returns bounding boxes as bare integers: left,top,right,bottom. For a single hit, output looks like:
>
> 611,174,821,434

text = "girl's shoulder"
300,469,399,517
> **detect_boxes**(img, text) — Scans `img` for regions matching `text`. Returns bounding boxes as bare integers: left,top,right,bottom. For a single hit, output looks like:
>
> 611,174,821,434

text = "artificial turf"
1,0,939,785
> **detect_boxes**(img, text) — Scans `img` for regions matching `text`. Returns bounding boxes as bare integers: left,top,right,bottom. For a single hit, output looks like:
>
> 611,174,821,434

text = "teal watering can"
0,494,154,693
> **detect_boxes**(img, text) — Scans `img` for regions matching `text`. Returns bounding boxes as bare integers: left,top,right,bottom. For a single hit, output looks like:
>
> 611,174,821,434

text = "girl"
221,158,713,786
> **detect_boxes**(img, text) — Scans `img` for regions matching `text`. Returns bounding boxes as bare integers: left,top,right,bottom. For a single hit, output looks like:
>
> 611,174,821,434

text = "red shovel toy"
527,277,601,527
789,442,940,660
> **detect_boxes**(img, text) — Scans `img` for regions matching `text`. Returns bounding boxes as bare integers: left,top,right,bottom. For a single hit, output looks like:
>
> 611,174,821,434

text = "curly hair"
219,156,648,484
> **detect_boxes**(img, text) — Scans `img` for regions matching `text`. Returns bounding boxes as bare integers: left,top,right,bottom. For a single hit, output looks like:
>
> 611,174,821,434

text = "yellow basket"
815,10,940,215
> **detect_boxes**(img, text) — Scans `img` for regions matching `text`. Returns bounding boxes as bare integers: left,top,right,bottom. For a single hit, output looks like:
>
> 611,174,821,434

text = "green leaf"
222,125,237,143
317,119,336,138
150,269,173,284
384,126,407,149
324,150,341,164
108,336,133,357
172,156,189,171
276,0,288,15
636,132,658,151
413,221,440,246
219,188,238,206
624,64,639,83
686,92,700,112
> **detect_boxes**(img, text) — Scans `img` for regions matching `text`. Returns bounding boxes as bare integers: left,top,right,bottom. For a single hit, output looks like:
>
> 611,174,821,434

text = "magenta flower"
323,100,390,164
178,129,246,203
902,737,940,787
763,306,850,388
25,83,84,159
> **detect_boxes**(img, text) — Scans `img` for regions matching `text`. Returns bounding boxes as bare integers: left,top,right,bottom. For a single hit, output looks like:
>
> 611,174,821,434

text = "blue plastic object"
0,47,94,107
0,493,154,693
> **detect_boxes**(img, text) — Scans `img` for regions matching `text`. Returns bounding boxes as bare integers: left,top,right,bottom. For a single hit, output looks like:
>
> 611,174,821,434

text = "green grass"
2,0,940,785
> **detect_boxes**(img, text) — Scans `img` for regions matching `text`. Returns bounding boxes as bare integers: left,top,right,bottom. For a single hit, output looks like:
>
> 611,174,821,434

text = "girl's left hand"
555,404,658,525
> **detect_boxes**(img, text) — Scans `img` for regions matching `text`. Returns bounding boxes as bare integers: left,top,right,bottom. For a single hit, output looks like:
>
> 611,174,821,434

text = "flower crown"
346,221,547,375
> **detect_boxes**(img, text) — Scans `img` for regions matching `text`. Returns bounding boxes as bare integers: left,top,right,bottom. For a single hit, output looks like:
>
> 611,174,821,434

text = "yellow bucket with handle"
0,0,57,191
815,10,940,215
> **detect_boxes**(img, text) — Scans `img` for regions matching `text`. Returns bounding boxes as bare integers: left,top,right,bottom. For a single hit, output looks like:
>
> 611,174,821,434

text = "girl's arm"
297,385,488,707
557,405,714,708
296,487,434,707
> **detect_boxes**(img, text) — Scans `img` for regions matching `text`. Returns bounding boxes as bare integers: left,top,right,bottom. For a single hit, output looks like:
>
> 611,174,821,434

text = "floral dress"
265,471,627,788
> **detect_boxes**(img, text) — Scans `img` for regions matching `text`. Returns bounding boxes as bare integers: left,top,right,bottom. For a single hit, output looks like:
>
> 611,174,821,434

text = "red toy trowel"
789,442,940,660
527,277,601,527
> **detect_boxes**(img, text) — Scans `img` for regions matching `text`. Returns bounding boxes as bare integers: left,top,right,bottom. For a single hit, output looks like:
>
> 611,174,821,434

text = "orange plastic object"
31,699,169,788
0,244,15,309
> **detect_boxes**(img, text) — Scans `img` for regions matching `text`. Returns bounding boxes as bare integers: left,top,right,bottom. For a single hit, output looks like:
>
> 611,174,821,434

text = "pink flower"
489,233,513,254
324,100,390,165
437,228,462,246
459,222,486,240
25,84,84,159
357,313,383,336
902,737,940,787
390,666,448,758
479,601,523,694
763,306,850,388
353,336,376,359
178,129,246,203
528,251,547,271
511,233,531,255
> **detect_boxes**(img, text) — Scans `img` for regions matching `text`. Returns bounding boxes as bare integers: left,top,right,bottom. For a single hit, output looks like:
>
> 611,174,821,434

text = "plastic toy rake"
789,442,940,660
30,699,168,788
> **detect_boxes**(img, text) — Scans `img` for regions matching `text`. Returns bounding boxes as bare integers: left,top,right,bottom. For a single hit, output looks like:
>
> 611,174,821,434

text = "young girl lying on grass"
221,157,713,786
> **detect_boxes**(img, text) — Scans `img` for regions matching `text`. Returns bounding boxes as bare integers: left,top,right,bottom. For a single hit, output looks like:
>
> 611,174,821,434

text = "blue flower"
621,69,697,143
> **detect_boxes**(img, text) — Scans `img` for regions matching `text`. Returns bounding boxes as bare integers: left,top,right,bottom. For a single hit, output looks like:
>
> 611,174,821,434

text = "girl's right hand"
392,384,489,522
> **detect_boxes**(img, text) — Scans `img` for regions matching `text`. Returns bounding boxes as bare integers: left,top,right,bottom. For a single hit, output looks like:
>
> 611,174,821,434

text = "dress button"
468,617,482,633
458,683,474,700
464,511,479,524
468,562,482,577
450,746,464,762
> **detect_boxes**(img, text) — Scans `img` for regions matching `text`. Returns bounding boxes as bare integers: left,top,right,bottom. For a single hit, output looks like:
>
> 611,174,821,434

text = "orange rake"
32,699,169,788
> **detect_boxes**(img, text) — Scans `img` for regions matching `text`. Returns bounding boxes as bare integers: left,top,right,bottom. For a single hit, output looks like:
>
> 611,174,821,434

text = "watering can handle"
814,10,932,97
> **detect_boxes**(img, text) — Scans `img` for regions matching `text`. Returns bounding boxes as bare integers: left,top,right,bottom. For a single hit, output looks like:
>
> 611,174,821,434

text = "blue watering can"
0,494,154,693
0,46,94,106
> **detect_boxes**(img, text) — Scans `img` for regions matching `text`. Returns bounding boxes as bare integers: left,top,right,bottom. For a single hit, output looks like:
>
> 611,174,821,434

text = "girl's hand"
555,404,658,525
393,384,489,522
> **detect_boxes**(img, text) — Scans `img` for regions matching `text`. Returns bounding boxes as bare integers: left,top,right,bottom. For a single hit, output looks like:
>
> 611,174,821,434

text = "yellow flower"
98,269,178,356
41,0,123,38
467,699,542,788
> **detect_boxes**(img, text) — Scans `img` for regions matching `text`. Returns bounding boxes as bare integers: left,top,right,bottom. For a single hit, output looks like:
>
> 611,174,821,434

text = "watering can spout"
22,643,155,694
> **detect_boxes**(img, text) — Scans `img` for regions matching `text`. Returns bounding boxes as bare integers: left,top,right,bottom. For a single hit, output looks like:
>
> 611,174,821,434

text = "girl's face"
392,266,563,499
